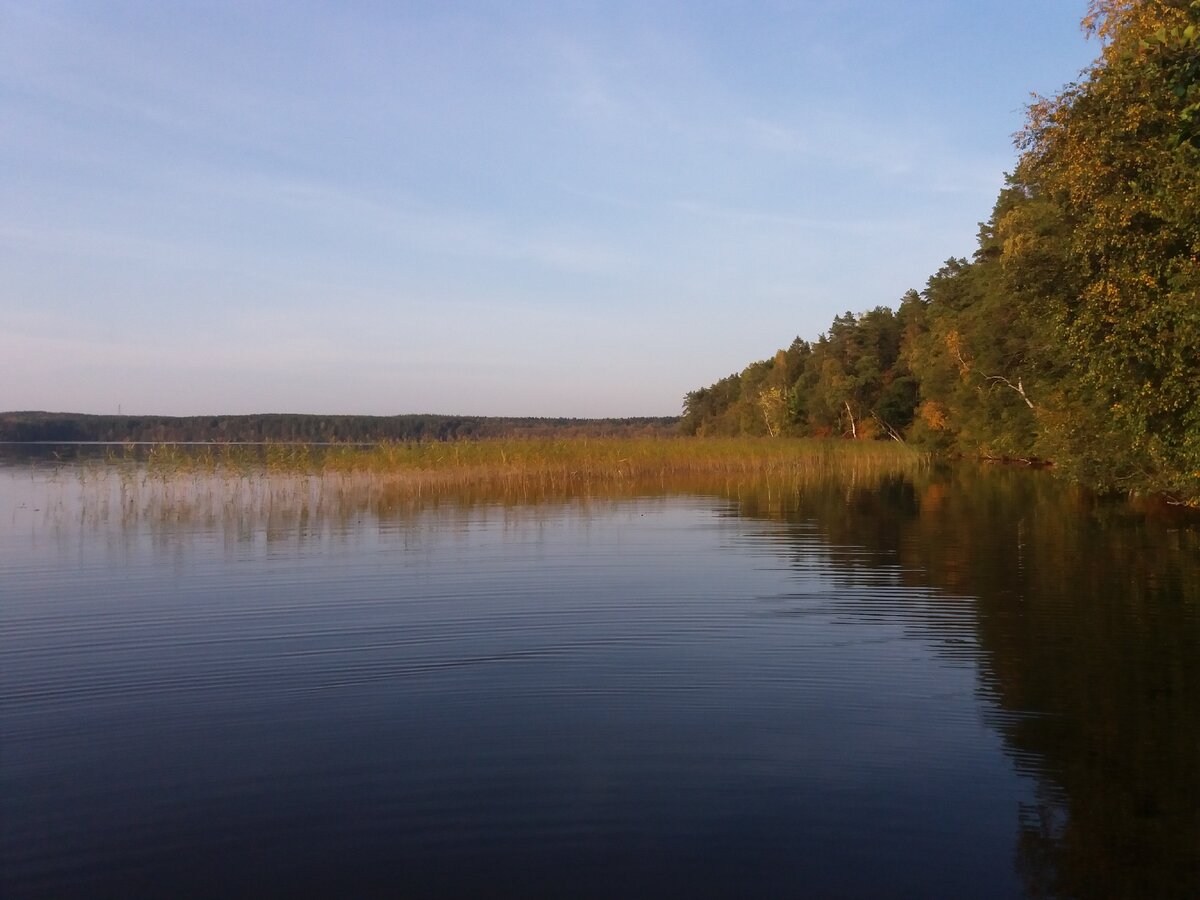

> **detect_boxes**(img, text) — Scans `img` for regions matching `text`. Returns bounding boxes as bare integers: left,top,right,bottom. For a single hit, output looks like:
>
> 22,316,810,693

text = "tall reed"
56,439,929,538
117,436,924,484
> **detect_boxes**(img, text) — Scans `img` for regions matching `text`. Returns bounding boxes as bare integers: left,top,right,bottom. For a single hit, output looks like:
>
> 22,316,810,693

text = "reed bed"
119,436,928,488
22,437,924,533
41,438,927,539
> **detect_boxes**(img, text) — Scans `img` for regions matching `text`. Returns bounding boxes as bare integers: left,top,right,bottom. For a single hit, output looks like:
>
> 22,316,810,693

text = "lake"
2,452,1197,898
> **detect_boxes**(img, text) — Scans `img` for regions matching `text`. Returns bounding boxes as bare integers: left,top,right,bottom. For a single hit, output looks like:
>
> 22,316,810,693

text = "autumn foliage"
683,0,1200,504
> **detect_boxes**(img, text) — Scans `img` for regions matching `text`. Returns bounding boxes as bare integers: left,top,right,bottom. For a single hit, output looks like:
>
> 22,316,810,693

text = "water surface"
2,456,1197,897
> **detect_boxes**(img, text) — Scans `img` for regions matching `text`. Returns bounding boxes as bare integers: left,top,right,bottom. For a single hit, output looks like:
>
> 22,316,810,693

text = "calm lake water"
2,452,1197,898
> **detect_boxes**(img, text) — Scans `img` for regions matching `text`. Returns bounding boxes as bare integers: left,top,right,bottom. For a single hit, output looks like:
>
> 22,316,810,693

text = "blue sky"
2,1,1097,417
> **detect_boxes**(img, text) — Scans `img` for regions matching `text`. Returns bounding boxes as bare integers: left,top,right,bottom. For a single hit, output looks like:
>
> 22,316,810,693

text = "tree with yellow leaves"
1001,0,1200,498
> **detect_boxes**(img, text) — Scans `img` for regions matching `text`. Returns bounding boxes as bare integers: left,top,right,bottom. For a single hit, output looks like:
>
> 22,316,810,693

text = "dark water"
2,458,1197,898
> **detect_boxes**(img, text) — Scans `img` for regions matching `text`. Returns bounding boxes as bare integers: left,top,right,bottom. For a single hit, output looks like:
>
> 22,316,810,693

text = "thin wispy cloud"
670,199,918,236
0,0,1097,416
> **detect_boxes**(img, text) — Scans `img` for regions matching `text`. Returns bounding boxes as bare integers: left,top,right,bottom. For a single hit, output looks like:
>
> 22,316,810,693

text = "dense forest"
0,412,677,444
682,0,1200,504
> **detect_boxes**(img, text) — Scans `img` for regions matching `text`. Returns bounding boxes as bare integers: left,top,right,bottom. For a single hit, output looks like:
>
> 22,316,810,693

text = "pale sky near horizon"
2,1,1098,418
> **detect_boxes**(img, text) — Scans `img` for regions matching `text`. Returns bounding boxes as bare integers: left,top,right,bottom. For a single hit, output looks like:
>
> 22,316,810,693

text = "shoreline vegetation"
681,3,1200,507
28,440,1195,536
10,437,943,536
88,436,929,488
21,437,932,528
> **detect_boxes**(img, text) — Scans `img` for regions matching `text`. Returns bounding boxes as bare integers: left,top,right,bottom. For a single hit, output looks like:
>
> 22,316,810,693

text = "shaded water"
2,455,1197,898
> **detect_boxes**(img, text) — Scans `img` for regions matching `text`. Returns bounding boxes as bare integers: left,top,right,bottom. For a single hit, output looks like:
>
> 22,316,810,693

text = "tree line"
0,412,678,444
682,0,1200,504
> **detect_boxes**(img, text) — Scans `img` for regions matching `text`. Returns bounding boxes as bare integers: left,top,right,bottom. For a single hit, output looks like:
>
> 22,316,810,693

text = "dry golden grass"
121,436,927,490
40,437,928,538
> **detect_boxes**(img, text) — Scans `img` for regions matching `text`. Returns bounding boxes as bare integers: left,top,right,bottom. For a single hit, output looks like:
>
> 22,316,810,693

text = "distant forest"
682,1,1200,504
0,412,678,444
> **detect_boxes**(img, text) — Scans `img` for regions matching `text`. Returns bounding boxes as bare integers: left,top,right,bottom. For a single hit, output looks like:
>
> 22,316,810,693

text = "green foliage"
682,0,1200,504
1007,0,1200,498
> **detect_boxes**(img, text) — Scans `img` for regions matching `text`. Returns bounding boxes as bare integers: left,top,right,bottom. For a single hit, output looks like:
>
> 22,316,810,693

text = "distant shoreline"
0,411,681,444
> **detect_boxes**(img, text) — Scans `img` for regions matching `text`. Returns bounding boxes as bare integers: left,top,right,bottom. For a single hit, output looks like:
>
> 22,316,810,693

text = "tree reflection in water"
730,465,1199,898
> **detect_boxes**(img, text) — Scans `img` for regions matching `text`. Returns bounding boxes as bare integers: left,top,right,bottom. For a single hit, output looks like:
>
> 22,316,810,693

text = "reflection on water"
748,468,1199,898
1,454,1197,898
